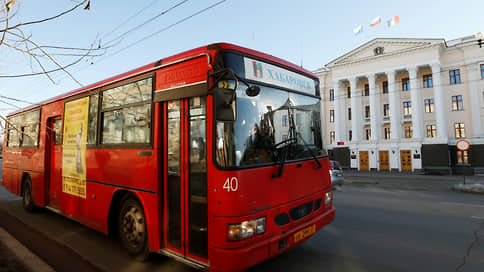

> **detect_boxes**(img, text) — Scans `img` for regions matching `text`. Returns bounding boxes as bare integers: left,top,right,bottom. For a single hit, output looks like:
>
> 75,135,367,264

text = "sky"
0,0,483,120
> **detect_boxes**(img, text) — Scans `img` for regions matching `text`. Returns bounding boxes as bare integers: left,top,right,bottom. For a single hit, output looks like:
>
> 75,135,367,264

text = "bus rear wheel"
22,177,36,212
118,196,149,261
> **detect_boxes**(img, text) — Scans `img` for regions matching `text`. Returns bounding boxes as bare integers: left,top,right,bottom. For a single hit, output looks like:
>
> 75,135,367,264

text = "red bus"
1,43,335,271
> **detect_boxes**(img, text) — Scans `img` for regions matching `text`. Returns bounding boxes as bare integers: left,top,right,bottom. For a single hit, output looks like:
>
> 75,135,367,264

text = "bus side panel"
136,191,160,252
19,148,47,207
30,172,46,207
80,148,159,235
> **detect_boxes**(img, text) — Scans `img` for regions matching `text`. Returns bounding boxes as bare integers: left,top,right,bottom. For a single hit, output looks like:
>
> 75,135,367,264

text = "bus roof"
8,43,318,117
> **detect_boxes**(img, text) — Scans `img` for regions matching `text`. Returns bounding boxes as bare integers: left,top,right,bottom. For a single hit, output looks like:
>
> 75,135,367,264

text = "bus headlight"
329,170,333,176
228,217,266,241
325,191,333,206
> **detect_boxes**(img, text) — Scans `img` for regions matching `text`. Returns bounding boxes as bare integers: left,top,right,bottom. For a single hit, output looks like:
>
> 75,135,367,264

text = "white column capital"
407,66,418,77
430,63,441,72
367,73,376,81
348,77,357,86
385,70,396,77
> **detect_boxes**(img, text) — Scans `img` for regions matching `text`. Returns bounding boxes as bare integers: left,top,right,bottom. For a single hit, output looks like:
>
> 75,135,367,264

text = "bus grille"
289,201,313,221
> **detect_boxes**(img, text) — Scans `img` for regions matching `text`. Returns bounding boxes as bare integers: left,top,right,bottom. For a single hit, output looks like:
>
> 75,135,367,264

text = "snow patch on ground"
454,183,484,194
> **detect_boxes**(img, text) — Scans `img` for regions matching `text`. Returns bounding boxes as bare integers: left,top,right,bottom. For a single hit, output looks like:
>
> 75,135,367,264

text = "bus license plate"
293,224,316,243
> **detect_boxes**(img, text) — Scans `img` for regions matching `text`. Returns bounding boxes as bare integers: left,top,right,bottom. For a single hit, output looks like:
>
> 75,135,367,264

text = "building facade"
315,34,484,174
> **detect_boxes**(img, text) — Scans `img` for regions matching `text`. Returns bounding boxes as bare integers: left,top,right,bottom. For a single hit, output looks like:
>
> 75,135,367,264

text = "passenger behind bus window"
241,120,274,165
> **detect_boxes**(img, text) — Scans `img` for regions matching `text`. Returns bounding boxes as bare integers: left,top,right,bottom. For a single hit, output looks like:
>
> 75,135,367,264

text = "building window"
348,108,352,120
382,81,388,94
364,105,370,118
452,95,463,111
402,78,410,91
374,47,384,55
457,150,469,164
329,110,334,123
329,89,334,101
481,64,484,79
424,98,434,113
404,126,413,138
349,130,352,141
364,84,369,96
329,131,335,144
383,104,390,117
450,69,461,84
282,115,288,127
423,74,433,88
403,101,412,116
384,127,391,139
347,86,351,98
365,128,371,140
426,124,436,138
454,123,465,138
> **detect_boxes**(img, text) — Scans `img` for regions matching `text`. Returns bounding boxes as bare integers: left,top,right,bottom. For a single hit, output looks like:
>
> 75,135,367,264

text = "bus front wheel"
118,196,150,261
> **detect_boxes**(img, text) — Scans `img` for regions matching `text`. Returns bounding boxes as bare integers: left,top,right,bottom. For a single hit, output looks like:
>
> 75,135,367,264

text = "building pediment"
327,38,444,67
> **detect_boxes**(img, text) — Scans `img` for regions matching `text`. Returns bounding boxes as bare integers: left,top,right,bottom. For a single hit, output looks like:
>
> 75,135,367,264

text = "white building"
315,34,484,174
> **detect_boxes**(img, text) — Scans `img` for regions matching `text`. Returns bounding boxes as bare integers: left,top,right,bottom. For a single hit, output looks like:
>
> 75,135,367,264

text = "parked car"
330,160,344,187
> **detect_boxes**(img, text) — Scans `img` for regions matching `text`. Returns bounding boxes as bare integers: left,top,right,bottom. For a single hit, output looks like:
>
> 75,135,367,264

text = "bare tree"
0,0,108,86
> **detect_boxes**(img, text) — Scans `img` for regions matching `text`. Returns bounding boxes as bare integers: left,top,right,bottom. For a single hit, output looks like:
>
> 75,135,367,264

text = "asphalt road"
1,169,484,271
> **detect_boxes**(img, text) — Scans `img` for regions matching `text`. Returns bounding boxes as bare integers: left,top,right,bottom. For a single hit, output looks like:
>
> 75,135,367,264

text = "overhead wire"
101,0,163,40
104,0,190,46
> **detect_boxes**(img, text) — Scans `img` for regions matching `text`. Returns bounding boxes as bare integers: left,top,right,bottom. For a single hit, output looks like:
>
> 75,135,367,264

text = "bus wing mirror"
245,85,260,97
214,88,237,122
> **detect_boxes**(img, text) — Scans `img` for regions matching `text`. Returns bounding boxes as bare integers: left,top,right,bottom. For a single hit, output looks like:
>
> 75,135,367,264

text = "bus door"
164,97,208,262
47,117,63,208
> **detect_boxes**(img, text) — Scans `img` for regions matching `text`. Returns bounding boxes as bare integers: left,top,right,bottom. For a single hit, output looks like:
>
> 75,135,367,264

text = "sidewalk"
340,169,484,193
0,228,54,272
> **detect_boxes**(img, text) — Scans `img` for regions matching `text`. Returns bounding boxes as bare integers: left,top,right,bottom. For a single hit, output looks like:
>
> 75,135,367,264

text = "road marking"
471,216,484,220
440,202,484,208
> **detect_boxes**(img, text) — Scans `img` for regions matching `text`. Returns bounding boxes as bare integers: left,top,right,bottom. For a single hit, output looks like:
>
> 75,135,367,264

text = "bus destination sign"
244,57,316,96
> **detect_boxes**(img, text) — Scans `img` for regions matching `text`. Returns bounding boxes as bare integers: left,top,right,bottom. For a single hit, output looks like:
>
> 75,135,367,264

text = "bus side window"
53,119,62,145
101,77,152,144
87,94,99,144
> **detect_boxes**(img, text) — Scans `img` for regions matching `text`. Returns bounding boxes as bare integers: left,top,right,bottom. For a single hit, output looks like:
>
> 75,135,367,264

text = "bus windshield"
216,83,325,168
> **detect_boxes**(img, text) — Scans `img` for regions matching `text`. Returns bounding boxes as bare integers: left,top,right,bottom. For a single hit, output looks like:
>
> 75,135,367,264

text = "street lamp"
476,32,484,48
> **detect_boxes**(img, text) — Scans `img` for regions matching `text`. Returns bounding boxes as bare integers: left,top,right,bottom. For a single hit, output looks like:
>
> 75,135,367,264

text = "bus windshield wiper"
295,132,322,169
271,137,297,178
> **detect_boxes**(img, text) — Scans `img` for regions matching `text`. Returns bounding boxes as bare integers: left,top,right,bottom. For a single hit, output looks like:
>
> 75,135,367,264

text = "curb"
0,227,55,272
344,180,379,185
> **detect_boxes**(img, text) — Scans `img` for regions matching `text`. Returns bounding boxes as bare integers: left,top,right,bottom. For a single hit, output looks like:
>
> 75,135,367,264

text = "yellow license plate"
293,224,316,243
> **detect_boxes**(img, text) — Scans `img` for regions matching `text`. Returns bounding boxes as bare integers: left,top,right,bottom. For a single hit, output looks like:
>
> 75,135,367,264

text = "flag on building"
369,16,381,27
387,16,400,27
353,25,363,35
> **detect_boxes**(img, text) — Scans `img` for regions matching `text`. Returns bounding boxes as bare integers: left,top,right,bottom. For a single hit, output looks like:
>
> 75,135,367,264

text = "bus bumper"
209,207,335,272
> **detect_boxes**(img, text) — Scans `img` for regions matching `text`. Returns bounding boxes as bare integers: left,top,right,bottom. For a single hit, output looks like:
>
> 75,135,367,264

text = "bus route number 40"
223,177,239,192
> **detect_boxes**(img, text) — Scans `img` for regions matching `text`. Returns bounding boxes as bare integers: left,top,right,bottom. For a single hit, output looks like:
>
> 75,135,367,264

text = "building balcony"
401,114,412,122
382,116,390,123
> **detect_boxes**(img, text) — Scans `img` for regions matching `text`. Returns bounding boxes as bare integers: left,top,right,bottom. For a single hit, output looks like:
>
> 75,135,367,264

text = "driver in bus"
241,120,274,164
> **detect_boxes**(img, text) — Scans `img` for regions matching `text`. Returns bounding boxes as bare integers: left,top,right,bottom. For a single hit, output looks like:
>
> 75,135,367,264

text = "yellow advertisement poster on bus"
62,97,89,199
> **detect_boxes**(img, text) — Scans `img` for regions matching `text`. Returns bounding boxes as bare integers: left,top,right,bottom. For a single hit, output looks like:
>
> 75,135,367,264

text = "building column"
431,63,448,139
333,80,344,142
408,66,423,139
368,73,380,140
467,63,484,138
386,70,401,139
350,77,361,142
320,83,326,143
